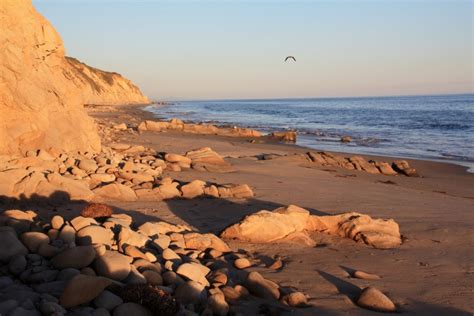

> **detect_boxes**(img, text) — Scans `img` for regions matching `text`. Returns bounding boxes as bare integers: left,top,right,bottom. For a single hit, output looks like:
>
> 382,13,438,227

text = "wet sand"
83,104,474,315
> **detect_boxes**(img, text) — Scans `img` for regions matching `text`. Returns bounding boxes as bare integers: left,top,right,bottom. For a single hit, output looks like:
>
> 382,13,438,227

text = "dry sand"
10,104,474,315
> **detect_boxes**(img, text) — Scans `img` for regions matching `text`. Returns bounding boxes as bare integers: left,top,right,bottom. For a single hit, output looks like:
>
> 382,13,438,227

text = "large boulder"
60,274,113,308
221,205,402,249
221,205,311,243
307,212,401,249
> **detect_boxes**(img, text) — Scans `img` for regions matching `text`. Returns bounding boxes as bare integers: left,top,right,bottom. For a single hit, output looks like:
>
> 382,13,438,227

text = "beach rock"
228,184,254,198
142,270,163,286
93,183,137,201
91,173,117,184
183,232,231,252
113,302,153,316
281,291,309,307
118,227,149,248
307,212,402,249
234,258,252,269
162,248,181,261
164,154,192,165
354,270,381,280
268,258,284,270
221,205,311,243
223,205,402,248
0,300,19,316
60,274,113,308
38,243,61,258
76,225,114,246
78,159,98,173
174,281,207,305
57,268,81,281
39,301,67,316
180,180,206,199
9,255,27,275
176,263,210,287
157,183,181,199
341,136,352,143
51,245,96,269
349,156,380,174
58,225,76,244
51,215,64,230
45,172,95,201
356,287,396,312
20,232,50,253
207,292,229,316
392,160,418,177
94,290,123,311
70,216,98,231
123,245,148,260
138,221,189,237
114,123,128,130
94,251,133,281
269,131,297,142
0,227,28,262
81,203,114,218
150,235,171,251
245,271,280,300
375,161,398,176
138,120,170,132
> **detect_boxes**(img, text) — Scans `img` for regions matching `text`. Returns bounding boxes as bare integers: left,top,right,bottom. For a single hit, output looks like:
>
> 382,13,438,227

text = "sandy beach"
2,1,472,315
77,104,473,315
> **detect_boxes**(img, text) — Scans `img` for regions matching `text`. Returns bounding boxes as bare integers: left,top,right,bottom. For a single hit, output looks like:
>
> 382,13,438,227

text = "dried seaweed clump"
80,203,113,218
119,284,180,316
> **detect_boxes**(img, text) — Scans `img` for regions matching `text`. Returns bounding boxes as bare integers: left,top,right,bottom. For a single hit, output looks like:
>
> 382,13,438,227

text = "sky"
33,0,473,100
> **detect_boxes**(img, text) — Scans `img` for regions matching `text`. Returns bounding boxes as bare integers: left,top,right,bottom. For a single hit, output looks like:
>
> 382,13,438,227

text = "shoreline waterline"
143,94,474,173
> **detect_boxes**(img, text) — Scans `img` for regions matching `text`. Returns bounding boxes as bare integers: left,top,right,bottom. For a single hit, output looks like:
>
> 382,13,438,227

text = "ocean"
144,94,474,172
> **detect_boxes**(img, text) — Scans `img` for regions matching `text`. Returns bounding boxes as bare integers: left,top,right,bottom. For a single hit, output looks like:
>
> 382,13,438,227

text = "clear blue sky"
33,0,473,100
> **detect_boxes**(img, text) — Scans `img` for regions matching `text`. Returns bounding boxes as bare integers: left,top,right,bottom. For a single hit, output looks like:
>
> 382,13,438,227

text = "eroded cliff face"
0,0,150,155
0,0,101,155
66,57,150,106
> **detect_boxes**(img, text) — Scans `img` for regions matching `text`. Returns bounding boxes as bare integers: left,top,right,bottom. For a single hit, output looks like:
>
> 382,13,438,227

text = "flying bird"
285,56,296,62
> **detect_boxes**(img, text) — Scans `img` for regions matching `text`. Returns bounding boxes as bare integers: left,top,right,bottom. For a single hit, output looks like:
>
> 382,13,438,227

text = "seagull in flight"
285,56,296,62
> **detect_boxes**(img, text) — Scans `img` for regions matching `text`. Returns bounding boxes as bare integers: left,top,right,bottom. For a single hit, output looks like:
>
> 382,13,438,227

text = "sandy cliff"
0,0,149,155
0,0,101,155
66,57,149,106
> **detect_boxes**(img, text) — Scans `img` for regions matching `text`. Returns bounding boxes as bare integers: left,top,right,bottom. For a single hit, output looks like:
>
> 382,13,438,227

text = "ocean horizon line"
152,92,474,103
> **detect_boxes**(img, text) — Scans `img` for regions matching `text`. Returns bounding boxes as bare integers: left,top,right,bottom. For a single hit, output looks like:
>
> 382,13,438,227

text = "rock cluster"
0,207,310,315
268,131,297,143
305,152,418,176
164,147,234,173
0,147,253,202
138,119,262,138
259,151,418,176
221,205,402,249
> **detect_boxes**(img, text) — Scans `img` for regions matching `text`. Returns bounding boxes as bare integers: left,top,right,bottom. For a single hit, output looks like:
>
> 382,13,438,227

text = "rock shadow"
318,270,361,302
162,196,328,234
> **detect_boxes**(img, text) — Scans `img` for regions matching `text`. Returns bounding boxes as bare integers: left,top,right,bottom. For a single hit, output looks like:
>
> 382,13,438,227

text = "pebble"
93,290,123,311
356,286,396,312
353,270,381,280
234,258,252,269
113,303,153,316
